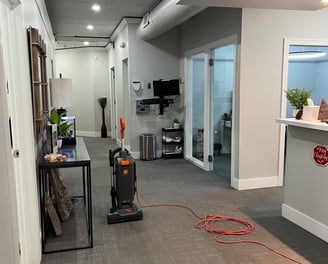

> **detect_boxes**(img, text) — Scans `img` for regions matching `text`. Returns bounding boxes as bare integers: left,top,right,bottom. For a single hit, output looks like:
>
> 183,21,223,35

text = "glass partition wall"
185,36,236,180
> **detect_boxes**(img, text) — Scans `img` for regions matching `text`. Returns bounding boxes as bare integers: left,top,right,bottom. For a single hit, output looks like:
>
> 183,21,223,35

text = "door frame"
110,67,117,139
278,37,328,185
184,35,237,173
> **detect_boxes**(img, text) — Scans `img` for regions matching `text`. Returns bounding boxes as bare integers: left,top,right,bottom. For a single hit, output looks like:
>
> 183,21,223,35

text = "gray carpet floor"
41,137,328,264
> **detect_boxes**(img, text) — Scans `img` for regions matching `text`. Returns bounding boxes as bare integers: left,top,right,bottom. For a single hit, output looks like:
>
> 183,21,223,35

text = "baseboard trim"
77,130,111,138
231,176,279,190
282,203,328,243
130,150,162,160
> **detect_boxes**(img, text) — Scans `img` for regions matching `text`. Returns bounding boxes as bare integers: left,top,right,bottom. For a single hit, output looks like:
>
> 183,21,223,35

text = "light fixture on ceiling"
91,4,101,12
83,41,90,46
288,50,326,60
86,25,94,30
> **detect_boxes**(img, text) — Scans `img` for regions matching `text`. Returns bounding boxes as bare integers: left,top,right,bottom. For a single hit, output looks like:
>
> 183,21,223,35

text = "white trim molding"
231,176,279,190
282,204,328,243
76,130,111,138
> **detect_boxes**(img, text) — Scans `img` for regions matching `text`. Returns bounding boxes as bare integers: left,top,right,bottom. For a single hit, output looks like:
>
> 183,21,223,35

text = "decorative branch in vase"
98,97,107,138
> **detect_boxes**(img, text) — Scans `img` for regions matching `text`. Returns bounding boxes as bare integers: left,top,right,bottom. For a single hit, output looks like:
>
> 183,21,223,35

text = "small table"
38,137,93,253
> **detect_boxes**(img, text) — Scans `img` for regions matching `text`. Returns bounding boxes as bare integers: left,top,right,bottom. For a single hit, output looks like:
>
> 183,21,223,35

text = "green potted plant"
286,88,313,119
47,108,72,147
173,118,181,129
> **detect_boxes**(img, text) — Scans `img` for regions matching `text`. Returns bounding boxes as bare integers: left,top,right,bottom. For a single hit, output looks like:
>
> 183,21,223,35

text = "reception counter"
277,118,328,243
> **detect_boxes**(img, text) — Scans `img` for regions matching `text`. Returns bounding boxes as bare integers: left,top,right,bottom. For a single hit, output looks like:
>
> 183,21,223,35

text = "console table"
38,137,93,253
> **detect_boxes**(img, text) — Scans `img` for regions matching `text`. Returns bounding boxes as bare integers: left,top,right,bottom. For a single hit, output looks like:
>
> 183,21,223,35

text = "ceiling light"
86,25,94,30
288,51,326,60
83,41,90,46
91,4,101,12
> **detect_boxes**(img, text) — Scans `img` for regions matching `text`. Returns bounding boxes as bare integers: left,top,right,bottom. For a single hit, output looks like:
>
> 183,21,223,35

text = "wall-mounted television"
153,79,180,97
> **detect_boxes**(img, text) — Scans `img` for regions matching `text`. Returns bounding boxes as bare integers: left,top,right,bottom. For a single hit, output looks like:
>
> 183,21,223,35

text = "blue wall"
287,60,328,117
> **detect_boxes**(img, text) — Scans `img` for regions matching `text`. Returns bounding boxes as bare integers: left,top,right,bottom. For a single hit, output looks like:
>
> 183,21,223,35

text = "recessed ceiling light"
86,25,94,30
83,41,90,46
320,0,328,4
91,4,101,12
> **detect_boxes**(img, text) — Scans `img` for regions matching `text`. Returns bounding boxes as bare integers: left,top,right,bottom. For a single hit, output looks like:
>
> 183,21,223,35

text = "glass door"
185,36,236,176
186,50,212,170
211,44,235,182
190,52,205,163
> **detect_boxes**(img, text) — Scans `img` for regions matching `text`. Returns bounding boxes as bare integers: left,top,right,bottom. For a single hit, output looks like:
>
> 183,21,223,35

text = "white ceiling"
45,0,328,49
45,0,160,49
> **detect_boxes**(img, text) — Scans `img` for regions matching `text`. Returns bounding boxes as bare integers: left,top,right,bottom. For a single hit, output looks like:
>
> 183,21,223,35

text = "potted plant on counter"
286,88,313,119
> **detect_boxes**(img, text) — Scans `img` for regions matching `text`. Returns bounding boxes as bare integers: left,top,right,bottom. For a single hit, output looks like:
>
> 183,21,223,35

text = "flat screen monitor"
153,79,180,97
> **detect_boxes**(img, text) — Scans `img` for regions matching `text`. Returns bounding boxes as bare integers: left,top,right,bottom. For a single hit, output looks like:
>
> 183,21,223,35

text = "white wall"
288,60,328,114
109,19,182,156
0,0,56,262
0,3,20,263
239,7,328,189
55,49,110,137
108,24,130,146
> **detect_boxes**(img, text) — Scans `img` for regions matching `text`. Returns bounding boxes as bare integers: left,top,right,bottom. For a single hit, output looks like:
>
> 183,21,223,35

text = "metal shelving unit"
161,127,184,159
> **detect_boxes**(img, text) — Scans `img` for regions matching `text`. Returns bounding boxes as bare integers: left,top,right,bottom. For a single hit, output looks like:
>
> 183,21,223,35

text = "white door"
0,29,20,264
211,43,235,182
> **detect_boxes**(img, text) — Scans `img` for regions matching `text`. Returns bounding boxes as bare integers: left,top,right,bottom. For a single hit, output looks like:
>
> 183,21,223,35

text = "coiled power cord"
136,178,303,264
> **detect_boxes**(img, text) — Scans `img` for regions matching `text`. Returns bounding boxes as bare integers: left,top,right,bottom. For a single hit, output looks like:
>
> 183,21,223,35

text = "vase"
292,109,300,118
173,123,181,129
57,139,63,149
292,109,304,119
101,108,107,138
98,97,107,138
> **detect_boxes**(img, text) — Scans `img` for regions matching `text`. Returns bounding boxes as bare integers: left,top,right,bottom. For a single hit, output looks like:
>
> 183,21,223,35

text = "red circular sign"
313,145,328,167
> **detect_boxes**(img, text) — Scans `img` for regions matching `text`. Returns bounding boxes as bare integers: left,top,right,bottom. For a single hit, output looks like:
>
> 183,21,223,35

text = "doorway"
211,44,234,182
185,36,237,183
110,67,117,139
122,58,130,148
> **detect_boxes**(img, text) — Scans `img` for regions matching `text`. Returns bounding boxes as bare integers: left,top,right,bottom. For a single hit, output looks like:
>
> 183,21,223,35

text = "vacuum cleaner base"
107,206,143,224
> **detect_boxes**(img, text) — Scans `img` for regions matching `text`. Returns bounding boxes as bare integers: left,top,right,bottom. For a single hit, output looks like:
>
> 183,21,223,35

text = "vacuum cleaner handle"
120,117,125,150
120,117,125,139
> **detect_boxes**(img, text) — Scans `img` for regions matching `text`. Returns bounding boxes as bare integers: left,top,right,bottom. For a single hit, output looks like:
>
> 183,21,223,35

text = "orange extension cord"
135,177,304,264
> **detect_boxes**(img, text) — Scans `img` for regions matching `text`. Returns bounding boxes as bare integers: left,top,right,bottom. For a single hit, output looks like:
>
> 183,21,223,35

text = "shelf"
162,127,184,159
162,152,183,159
162,127,183,132
162,140,184,145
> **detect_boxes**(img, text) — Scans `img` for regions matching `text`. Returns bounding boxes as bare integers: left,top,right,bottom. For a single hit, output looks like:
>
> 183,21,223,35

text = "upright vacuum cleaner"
107,117,143,224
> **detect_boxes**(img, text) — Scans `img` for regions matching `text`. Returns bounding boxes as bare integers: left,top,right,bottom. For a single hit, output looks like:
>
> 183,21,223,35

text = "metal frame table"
38,137,93,253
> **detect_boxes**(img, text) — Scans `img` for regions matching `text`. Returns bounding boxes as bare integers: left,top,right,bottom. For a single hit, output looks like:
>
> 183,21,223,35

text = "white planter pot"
173,123,181,129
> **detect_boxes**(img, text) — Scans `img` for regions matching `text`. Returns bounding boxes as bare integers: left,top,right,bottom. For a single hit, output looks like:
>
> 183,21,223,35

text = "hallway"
41,137,328,264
